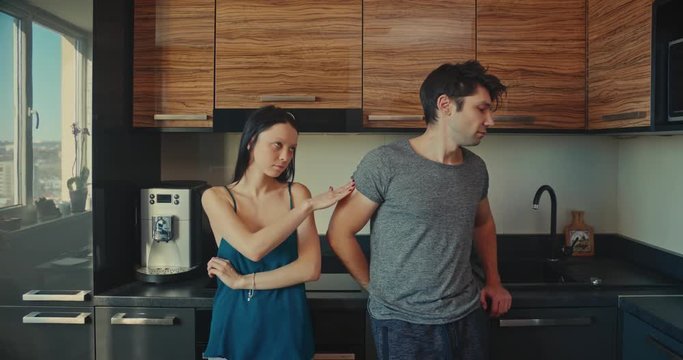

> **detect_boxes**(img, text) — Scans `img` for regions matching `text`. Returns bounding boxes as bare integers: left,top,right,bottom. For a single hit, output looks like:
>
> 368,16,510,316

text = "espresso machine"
136,180,212,283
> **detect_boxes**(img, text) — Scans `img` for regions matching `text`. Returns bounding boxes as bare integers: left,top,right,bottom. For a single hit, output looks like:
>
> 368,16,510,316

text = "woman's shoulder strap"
287,182,293,210
224,186,237,213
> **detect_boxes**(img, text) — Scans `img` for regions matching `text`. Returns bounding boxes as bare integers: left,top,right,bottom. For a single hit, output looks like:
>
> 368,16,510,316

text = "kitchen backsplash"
161,133,619,236
616,135,683,256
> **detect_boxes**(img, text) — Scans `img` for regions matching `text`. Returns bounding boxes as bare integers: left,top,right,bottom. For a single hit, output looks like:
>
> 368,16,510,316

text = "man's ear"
436,94,452,115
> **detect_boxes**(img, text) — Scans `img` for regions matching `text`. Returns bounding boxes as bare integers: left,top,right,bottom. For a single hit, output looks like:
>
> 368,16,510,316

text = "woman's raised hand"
309,179,355,211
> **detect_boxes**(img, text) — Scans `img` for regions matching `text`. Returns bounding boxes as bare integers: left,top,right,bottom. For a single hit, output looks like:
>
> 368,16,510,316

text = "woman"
202,105,354,360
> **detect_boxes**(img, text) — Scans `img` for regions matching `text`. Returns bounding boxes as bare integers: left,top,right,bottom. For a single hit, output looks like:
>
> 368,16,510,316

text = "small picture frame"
568,229,594,256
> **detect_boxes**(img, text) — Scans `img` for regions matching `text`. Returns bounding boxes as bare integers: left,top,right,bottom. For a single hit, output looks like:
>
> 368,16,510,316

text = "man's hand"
479,283,512,317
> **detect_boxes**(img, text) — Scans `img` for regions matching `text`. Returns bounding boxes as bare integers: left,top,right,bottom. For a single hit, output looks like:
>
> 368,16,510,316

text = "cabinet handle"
259,95,316,102
499,317,592,327
494,115,536,123
648,335,683,360
153,114,209,121
601,111,647,121
313,354,356,359
367,115,423,121
110,312,177,326
23,290,90,302
23,311,91,325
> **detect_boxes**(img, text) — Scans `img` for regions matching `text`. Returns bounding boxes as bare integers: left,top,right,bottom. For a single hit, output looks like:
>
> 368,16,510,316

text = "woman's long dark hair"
233,105,299,184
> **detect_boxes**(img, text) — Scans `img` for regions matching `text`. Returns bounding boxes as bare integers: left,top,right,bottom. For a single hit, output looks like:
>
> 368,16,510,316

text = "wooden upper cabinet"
215,0,362,109
477,0,586,130
363,0,475,129
133,0,214,128
588,0,652,129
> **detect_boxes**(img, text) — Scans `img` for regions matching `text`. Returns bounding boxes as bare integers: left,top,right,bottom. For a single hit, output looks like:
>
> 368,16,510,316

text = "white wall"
162,133,619,235
617,135,683,255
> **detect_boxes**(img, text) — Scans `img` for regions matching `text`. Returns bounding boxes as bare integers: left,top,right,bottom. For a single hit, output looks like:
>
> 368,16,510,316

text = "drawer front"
96,306,195,360
0,306,94,360
491,307,617,360
623,312,683,360
0,213,92,305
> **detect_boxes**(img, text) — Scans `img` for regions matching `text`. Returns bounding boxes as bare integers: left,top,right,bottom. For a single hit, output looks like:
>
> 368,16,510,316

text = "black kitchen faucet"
532,185,560,261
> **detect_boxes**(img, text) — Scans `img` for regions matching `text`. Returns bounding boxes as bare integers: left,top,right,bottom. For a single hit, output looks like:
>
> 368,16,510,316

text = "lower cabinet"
95,306,195,360
0,306,94,360
309,302,368,359
490,307,617,360
622,312,683,360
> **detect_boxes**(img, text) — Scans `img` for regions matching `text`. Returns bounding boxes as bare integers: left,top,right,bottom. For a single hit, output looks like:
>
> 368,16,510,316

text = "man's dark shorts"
369,307,490,360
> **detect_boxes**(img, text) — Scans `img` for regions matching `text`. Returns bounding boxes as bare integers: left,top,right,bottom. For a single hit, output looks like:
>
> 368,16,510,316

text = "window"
0,3,91,211
0,11,18,208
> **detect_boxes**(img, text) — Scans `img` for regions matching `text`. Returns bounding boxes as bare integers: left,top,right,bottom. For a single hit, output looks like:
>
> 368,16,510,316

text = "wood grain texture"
133,0,214,128
477,0,586,130
363,0,475,129
587,0,652,129
215,0,362,109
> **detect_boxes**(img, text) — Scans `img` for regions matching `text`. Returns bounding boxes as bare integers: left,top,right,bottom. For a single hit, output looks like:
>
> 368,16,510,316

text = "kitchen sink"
498,258,577,284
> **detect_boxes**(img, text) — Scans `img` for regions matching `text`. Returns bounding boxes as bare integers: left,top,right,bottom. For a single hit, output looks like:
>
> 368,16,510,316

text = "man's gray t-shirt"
353,139,488,324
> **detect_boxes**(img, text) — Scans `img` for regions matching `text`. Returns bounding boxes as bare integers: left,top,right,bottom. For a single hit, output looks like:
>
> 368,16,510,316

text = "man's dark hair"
419,60,507,125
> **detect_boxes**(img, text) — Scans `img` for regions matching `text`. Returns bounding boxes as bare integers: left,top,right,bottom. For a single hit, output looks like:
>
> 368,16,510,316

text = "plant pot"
69,189,88,213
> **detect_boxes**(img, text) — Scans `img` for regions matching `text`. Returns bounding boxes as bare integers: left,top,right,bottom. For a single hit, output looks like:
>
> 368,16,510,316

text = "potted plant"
67,123,90,213
67,166,89,213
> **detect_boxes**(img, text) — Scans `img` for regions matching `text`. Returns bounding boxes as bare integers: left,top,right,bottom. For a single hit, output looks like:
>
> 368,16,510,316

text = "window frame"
0,2,90,215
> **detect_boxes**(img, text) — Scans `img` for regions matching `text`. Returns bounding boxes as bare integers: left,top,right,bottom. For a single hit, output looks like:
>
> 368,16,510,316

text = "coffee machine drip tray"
135,265,201,283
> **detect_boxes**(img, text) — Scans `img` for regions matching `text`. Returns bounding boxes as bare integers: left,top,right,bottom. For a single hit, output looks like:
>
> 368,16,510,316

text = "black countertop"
94,256,683,308
94,274,368,308
619,295,683,344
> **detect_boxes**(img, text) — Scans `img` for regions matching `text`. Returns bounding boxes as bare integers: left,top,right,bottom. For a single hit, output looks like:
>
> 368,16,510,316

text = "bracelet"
247,273,255,302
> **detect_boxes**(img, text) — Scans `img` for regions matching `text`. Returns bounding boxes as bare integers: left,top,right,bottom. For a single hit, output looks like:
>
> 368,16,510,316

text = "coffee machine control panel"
141,189,192,221
147,192,181,205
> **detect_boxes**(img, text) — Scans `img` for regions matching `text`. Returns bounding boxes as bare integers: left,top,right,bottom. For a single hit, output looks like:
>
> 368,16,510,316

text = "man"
327,60,511,359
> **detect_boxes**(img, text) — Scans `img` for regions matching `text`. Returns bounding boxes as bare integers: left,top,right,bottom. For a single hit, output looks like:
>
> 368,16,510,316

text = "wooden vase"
564,210,595,256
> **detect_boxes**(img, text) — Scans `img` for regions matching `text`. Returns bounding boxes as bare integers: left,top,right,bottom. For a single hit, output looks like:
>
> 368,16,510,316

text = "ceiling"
24,0,92,33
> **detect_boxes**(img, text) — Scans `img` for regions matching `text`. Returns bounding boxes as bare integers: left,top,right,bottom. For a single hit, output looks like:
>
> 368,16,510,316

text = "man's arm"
474,197,512,317
326,190,379,289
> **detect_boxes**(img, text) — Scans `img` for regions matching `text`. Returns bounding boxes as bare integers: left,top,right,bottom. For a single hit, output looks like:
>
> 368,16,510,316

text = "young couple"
203,60,512,360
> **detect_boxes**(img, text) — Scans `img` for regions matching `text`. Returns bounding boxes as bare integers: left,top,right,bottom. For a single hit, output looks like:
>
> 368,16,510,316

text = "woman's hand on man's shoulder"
304,180,356,211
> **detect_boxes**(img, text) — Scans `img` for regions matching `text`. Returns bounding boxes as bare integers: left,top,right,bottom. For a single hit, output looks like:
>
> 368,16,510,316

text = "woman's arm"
203,181,352,262
207,183,322,288
203,186,310,262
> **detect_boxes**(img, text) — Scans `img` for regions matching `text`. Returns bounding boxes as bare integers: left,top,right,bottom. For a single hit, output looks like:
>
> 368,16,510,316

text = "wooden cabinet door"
215,0,361,109
477,0,586,130
363,0,475,129
588,0,652,129
133,0,214,128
